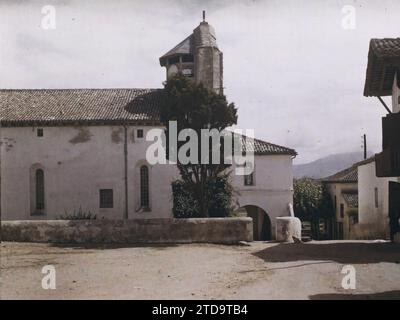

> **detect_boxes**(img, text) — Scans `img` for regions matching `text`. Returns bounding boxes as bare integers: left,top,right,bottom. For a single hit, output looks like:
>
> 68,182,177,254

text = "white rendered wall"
0,125,178,220
1,125,294,230
357,161,396,236
232,155,294,233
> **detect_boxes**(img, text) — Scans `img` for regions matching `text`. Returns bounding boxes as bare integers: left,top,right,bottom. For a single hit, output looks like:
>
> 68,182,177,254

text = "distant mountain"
293,152,373,179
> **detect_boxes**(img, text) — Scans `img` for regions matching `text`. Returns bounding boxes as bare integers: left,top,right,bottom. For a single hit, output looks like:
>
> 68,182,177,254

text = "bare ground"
1,240,400,300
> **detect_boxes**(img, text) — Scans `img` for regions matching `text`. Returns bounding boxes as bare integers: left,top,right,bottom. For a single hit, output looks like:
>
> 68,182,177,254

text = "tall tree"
161,73,238,217
293,177,334,220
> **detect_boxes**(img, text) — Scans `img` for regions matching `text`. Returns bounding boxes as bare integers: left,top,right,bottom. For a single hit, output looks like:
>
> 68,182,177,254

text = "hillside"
293,152,373,179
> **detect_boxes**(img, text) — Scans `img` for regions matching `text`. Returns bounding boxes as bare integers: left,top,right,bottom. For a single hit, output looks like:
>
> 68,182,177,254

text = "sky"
0,0,399,164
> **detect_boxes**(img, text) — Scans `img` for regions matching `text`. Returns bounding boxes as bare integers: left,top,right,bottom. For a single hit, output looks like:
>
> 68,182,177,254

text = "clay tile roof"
0,89,297,156
364,38,400,97
236,133,297,156
353,155,375,167
0,89,164,126
342,192,358,208
321,165,358,183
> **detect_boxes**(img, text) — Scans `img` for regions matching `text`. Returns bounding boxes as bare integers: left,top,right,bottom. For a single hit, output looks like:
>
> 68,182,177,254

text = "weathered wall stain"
130,129,135,143
111,127,123,144
0,138,16,151
69,128,92,144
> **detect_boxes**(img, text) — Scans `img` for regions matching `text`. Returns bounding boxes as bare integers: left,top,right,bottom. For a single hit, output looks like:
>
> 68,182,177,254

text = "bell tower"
159,11,223,94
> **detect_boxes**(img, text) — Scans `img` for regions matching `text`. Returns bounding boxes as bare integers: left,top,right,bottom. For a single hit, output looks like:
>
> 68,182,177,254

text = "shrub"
172,175,237,218
293,178,333,220
58,207,97,220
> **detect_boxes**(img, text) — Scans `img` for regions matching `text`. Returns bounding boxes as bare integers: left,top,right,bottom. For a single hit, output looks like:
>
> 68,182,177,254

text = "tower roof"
159,35,193,66
159,21,218,67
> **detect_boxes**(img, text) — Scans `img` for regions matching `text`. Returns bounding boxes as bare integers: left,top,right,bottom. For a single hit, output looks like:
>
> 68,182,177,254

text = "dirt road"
1,240,400,299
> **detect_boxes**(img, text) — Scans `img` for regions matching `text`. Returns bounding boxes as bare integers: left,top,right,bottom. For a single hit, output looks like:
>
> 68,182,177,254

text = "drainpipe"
124,126,128,220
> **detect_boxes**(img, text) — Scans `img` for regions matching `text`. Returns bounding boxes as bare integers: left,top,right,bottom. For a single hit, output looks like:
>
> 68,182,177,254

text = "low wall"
0,218,253,244
349,222,390,240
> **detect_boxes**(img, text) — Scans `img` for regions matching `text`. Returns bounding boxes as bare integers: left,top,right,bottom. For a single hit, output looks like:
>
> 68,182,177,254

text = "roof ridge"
160,34,193,59
228,131,297,155
352,155,376,167
321,164,358,182
0,88,162,91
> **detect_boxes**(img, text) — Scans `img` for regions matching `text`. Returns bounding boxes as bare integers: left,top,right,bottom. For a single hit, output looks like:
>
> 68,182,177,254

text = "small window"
137,129,144,139
37,128,44,137
99,189,113,208
340,203,344,218
168,56,180,65
374,187,379,208
140,166,150,208
243,162,255,186
349,212,359,225
244,172,254,186
182,55,194,63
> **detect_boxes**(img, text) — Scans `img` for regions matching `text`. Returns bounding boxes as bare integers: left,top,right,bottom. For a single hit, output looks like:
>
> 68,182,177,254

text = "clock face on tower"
167,64,178,78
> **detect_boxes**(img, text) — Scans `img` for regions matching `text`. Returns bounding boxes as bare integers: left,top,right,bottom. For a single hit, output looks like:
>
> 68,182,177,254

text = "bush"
58,207,97,220
293,178,333,221
171,180,200,218
172,175,237,218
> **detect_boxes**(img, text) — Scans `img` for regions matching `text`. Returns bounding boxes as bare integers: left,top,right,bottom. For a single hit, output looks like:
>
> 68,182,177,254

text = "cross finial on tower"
202,10,205,22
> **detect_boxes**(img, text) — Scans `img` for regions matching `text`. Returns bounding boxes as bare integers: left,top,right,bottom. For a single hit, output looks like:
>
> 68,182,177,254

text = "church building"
0,17,296,240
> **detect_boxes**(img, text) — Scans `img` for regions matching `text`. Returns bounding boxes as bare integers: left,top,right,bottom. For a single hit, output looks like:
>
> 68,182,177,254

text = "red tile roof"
0,89,296,156
239,134,297,156
342,192,358,208
0,89,163,126
321,165,358,183
364,38,400,97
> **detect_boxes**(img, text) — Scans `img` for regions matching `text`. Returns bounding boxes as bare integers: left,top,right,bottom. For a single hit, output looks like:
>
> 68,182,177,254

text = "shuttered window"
36,169,45,210
140,166,149,208
100,189,113,208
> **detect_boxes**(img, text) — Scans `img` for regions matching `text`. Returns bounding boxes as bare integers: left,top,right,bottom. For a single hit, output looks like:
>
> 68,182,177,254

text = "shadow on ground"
310,290,400,300
253,242,400,264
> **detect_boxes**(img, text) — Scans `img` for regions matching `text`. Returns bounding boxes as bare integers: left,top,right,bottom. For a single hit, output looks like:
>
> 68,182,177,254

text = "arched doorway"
236,205,271,241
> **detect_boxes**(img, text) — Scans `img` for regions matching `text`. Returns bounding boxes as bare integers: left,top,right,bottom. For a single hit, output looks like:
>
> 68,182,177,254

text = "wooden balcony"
376,113,400,177
382,112,400,149
376,148,400,177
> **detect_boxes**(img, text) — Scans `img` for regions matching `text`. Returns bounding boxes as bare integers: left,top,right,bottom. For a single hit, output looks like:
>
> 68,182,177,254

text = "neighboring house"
322,156,397,240
354,157,397,239
321,165,358,239
0,18,297,241
363,38,400,241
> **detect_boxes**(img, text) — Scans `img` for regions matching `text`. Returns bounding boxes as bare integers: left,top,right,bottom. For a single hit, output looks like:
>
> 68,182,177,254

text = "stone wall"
349,222,389,240
0,218,253,244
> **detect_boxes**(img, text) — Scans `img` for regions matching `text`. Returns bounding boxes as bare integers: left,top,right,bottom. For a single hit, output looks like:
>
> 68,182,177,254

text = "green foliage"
171,180,200,218
207,175,238,217
172,175,237,218
293,178,333,220
162,73,239,217
58,207,97,220
161,73,237,132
